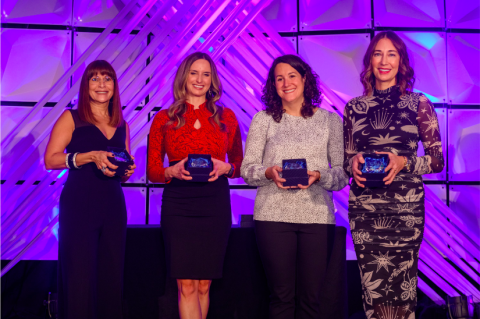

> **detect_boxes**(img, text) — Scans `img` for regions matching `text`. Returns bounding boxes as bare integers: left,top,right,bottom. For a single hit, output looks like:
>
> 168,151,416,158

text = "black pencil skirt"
161,174,232,279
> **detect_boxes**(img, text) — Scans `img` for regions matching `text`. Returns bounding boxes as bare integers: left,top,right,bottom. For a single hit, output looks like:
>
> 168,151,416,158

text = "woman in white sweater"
241,54,348,319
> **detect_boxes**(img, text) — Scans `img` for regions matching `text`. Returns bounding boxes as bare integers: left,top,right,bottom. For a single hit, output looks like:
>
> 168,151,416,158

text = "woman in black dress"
147,52,243,319
45,60,136,319
343,31,444,319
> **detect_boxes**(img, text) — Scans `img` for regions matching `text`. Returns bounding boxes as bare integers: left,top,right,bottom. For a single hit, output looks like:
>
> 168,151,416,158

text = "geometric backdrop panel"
420,108,447,181
446,0,480,29
449,185,480,244
299,34,370,103
261,0,297,32
447,33,480,104
0,0,72,25
149,188,163,225
373,0,445,28
0,106,52,180
300,0,371,31
1,29,71,102
396,32,447,103
448,109,480,181
72,32,147,104
230,189,257,225
124,187,147,225
73,0,127,28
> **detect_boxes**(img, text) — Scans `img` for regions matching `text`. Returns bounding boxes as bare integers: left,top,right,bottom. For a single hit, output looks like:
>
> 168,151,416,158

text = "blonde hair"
167,52,225,130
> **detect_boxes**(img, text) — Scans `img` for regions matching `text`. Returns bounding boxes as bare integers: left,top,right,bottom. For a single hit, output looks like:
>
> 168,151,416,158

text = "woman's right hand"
352,153,366,188
164,157,192,181
265,166,289,189
91,151,118,177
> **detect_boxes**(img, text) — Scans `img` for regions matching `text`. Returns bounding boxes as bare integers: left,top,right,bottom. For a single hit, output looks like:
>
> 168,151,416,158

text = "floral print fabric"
343,86,444,319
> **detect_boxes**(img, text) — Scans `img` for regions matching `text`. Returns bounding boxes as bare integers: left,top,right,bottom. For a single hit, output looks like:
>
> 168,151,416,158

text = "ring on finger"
101,166,106,173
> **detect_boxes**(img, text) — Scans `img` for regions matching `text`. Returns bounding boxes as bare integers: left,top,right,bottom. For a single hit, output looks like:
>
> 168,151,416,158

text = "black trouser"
57,205,126,319
255,220,335,319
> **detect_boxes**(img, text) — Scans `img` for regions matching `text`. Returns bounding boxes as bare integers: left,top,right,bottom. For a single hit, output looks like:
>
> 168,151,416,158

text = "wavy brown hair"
262,55,321,123
77,60,124,127
360,31,415,96
167,52,224,130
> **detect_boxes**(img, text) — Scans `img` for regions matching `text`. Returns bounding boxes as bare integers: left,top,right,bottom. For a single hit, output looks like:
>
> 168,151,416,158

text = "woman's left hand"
296,170,321,189
375,152,405,185
125,155,136,177
208,158,232,182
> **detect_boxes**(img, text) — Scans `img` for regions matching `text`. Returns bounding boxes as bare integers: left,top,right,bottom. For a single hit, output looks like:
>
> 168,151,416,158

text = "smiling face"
371,38,400,89
274,62,305,105
89,73,114,106
185,59,212,101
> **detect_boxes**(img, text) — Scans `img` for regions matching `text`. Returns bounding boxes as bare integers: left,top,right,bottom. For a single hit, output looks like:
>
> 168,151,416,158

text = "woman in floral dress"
343,31,444,319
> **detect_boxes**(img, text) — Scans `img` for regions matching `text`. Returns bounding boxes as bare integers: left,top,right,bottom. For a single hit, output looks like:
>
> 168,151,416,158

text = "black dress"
58,109,127,319
343,86,444,318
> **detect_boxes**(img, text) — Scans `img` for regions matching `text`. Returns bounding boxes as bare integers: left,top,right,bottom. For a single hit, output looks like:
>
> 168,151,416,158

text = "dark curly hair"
360,31,415,96
262,55,321,123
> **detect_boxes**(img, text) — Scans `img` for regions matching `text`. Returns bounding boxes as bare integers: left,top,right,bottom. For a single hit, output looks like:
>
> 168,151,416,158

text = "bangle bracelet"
72,152,82,169
403,156,408,172
65,153,71,169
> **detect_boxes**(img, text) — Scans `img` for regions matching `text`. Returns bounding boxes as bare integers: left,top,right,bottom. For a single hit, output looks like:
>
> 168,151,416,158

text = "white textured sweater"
241,109,348,224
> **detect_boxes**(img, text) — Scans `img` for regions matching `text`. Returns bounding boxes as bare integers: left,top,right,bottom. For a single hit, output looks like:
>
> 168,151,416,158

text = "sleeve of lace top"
343,103,358,178
409,95,445,175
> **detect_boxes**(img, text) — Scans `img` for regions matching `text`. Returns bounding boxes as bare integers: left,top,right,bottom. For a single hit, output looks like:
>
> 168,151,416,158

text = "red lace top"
147,102,243,183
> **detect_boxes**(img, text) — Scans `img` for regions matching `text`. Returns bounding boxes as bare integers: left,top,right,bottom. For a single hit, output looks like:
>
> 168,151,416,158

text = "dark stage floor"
2,226,445,319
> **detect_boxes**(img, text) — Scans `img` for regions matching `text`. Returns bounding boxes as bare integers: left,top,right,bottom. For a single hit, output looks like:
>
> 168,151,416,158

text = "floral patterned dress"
343,85,444,319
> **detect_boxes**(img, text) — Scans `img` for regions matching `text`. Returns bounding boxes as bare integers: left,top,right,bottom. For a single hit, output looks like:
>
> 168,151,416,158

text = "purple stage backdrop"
1,0,480,304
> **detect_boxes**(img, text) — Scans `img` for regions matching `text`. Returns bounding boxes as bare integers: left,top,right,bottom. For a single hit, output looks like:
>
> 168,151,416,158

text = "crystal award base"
185,154,213,182
282,159,309,187
359,153,390,188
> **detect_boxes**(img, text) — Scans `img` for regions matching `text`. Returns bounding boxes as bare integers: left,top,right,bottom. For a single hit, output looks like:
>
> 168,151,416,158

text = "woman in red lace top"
147,52,243,319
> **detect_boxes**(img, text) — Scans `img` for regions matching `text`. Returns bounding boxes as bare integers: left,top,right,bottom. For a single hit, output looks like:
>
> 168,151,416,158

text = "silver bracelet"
72,152,81,169
65,153,71,169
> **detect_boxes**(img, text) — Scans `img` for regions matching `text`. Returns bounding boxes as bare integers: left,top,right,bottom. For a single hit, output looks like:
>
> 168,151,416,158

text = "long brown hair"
262,55,321,123
360,31,415,96
167,52,224,130
77,60,124,127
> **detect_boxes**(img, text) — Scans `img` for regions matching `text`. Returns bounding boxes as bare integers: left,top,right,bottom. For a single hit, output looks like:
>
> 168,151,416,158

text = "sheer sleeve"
147,111,169,183
343,103,360,178
409,95,445,175
224,108,243,178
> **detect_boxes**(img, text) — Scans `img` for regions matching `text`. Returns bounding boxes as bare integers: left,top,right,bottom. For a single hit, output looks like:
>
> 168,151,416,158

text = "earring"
207,89,214,99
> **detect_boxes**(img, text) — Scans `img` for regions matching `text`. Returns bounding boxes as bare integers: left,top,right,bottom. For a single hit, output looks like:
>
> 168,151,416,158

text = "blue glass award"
281,159,309,187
